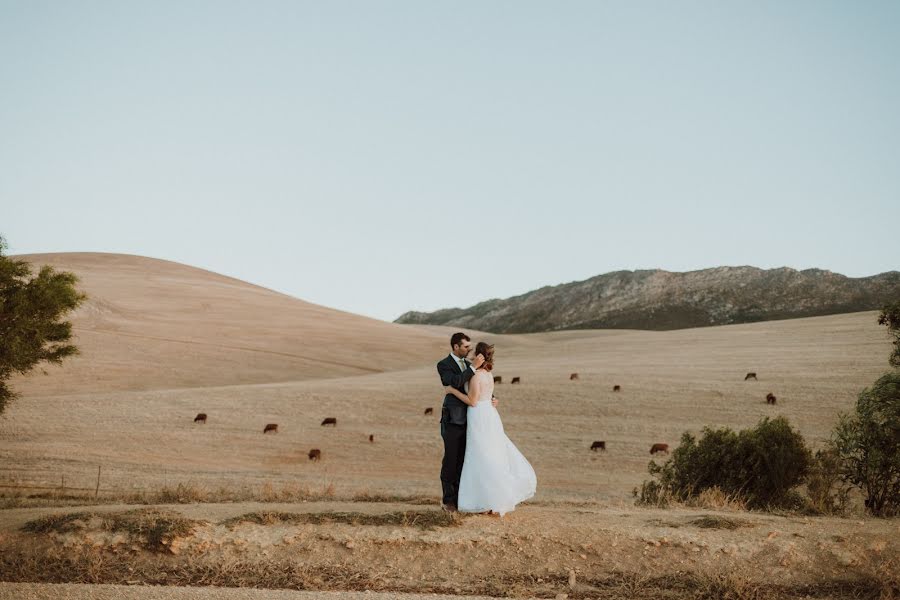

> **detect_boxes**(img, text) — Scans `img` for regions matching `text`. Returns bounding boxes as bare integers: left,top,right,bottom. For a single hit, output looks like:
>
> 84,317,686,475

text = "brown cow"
263,423,278,434
613,385,621,392
570,373,579,380
590,440,606,451
745,372,758,381
650,443,669,455
493,376,502,384
511,377,521,384
308,449,321,461
194,413,207,423
424,407,433,415
368,434,374,443
321,418,337,427
766,393,777,405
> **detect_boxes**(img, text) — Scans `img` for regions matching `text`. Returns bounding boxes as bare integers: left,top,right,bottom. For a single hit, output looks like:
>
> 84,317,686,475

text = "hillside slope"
8,253,450,395
396,266,900,333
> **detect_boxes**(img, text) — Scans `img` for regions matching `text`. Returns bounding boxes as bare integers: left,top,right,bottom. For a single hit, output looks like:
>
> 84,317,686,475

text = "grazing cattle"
650,443,669,455
321,417,337,427
368,434,374,443
308,449,321,462
613,385,621,392
493,376,502,384
194,413,207,423
424,407,433,415
766,393,777,405
263,423,278,434
745,372,758,381
570,373,579,380
590,440,606,451
511,377,521,384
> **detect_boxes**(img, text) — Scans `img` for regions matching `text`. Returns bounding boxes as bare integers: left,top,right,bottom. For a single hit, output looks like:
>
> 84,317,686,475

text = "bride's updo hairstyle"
475,342,495,371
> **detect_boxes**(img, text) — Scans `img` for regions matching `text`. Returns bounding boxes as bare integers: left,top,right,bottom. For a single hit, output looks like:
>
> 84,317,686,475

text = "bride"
445,342,536,516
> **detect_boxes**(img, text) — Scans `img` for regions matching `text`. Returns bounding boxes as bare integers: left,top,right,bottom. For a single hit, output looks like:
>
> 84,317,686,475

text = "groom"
437,332,497,512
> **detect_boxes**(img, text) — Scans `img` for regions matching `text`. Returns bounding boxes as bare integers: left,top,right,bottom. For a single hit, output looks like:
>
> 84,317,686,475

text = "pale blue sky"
2,1,898,321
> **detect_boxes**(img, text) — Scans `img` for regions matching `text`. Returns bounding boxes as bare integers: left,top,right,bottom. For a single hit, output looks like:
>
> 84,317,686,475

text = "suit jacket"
437,354,475,425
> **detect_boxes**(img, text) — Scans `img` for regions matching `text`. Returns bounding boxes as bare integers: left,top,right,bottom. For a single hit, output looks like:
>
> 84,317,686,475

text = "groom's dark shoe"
441,503,458,513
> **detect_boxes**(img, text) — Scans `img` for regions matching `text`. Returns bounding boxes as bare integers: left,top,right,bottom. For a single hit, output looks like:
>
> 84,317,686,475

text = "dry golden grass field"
0,253,897,599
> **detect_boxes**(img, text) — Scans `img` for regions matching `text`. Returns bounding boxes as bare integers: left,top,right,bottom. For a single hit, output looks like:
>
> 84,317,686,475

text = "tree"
831,371,900,517
877,300,900,368
0,235,86,415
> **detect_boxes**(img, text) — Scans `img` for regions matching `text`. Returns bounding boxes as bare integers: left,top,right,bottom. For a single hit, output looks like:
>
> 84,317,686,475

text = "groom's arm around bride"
437,353,481,422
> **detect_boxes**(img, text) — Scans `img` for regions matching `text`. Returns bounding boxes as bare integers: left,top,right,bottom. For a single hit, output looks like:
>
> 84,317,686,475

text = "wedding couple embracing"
437,332,536,516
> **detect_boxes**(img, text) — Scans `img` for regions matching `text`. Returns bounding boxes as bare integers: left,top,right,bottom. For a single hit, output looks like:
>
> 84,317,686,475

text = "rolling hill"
7,253,453,396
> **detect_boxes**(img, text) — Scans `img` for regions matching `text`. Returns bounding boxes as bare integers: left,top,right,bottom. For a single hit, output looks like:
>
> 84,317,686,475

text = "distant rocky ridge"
395,266,900,333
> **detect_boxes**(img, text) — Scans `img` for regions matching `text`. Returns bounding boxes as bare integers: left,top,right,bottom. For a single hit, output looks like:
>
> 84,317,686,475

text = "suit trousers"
440,420,467,505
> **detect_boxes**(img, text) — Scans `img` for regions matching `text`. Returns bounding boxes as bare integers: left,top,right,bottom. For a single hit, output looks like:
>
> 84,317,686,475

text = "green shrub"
832,371,900,517
637,416,812,510
805,448,852,516
877,300,900,368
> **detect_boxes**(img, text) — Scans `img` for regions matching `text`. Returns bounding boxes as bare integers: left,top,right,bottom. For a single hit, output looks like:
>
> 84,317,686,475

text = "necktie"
459,358,466,371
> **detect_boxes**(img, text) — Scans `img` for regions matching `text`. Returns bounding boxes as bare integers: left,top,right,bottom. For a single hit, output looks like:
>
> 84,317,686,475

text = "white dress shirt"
449,353,474,374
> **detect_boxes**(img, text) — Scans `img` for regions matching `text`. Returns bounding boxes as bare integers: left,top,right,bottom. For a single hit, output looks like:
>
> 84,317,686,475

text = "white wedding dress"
457,371,537,516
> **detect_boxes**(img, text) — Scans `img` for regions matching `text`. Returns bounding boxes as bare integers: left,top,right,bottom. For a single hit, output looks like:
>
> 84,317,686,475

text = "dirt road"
0,583,506,600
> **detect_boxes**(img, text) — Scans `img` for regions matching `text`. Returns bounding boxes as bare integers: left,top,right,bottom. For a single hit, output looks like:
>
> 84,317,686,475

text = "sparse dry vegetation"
687,515,754,530
0,481,437,510
0,544,895,599
22,508,206,553
349,490,436,505
805,448,853,516
220,509,459,530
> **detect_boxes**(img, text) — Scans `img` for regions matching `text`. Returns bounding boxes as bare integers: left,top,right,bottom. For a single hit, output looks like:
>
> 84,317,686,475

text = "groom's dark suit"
437,354,476,506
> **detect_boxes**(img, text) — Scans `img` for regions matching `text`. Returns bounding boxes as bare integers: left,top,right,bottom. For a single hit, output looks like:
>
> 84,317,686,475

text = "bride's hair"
475,342,495,371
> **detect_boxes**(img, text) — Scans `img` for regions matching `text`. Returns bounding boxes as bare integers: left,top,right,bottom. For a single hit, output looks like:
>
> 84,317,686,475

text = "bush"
636,416,812,510
832,371,900,517
805,448,851,516
878,300,900,368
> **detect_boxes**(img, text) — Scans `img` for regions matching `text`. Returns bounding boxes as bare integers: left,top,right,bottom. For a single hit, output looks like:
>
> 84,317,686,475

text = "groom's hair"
450,332,470,347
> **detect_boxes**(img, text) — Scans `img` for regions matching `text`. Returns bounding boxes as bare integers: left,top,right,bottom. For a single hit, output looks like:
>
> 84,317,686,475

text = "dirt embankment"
0,501,897,599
